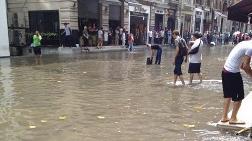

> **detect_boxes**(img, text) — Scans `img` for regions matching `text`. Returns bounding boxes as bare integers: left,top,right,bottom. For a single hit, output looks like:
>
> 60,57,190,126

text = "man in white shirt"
148,30,153,44
97,27,103,49
188,32,203,85
221,40,252,124
160,29,165,45
62,23,72,47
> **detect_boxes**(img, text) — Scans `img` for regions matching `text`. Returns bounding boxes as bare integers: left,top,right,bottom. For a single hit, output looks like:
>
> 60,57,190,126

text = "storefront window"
155,14,164,31
109,5,121,45
130,12,148,45
28,10,60,45
78,0,99,31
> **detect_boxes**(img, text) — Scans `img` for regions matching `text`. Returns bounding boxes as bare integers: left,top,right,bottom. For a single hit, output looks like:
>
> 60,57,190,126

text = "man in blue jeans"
147,44,162,65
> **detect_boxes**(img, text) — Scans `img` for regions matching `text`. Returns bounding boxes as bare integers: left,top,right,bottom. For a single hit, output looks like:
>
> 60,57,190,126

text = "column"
150,6,155,30
101,2,109,31
0,0,10,57
123,2,129,31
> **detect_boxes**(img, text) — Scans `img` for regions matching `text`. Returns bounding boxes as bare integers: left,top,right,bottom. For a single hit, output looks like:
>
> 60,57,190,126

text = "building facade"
6,0,250,47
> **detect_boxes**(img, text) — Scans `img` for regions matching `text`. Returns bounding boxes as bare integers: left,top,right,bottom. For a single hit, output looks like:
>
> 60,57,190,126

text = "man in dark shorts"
221,40,252,124
172,30,187,86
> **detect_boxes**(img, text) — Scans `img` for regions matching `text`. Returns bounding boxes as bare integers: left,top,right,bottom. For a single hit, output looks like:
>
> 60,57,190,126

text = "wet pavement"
0,45,251,141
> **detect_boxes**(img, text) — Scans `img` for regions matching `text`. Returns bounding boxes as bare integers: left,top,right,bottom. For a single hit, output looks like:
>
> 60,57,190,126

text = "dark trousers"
148,37,152,44
155,48,162,65
63,35,72,47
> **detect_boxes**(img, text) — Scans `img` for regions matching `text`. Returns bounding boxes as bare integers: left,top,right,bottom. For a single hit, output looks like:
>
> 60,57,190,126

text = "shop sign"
155,9,164,14
134,6,147,13
196,11,202,18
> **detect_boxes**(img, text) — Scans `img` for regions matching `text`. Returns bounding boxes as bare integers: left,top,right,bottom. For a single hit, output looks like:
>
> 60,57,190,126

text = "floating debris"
40,120,47,123
83,72,87,74
97,116,105,119
59,116,67,120
57,81,62,83
183,124,195,128
29,125,36,129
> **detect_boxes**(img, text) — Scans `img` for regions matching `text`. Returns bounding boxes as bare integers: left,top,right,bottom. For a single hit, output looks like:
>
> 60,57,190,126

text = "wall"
0,0,10,57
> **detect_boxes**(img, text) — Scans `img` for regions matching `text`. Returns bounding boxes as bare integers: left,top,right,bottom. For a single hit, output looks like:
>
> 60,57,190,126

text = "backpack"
178,38,188,56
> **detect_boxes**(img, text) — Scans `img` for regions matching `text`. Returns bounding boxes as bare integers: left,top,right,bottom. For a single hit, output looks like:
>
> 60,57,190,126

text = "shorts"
221,71,244,101
33,47,41,55
188,63,201,73
174,56,184,75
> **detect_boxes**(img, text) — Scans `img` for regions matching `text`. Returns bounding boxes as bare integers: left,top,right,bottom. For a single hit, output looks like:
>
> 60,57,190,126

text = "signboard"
155,9,164,14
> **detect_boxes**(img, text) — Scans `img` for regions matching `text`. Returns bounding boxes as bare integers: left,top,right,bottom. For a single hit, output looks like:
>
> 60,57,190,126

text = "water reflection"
0,46,250,141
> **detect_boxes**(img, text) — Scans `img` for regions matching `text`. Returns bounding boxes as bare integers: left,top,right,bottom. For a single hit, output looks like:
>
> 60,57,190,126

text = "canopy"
228,0,252,23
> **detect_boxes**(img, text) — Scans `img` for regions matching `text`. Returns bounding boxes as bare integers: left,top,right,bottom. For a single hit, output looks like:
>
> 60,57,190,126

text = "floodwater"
0,46,251,141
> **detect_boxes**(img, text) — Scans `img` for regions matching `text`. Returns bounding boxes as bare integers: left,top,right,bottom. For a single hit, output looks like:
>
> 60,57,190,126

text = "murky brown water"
0,46,251,141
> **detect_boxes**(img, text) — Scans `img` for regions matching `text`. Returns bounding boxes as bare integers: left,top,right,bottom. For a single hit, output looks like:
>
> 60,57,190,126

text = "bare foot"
229,120,245,124
220,118,229,123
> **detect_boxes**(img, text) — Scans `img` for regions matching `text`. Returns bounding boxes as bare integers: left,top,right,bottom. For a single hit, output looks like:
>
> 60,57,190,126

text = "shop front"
155,9,164,31
78,0,100,31
193,8,204,33
28,10,60,46
129,4,150,45
166,9,176,31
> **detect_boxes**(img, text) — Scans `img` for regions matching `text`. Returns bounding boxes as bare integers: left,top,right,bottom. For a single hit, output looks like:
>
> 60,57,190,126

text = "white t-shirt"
64,26,71,36
122,32,126,40
160,30,165,37
189,38,203,63
104,31,108,41
148,31,153,38
98,30,103,39
224,40,252,73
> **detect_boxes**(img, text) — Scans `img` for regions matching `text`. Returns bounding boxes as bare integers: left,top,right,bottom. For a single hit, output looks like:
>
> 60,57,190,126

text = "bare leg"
221,98,231,122
229,101,242,122
189,73,193,85
173,75,178,86
198,73,203,83
179,75,185,86
35,57,38,65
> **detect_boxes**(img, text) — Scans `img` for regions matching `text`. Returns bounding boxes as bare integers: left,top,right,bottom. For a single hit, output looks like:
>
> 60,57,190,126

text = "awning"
125,0,141,6
106,0,121,5
195,8,203,12
228,0,252,23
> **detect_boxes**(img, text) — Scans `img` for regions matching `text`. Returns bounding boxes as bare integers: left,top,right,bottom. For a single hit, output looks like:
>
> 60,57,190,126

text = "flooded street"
0,46,251,141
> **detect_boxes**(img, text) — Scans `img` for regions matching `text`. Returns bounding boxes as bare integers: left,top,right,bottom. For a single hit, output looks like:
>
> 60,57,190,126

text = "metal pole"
0,0,10,57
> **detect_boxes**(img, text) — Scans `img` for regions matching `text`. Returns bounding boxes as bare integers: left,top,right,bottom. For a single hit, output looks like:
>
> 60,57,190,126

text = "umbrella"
228,0,252,23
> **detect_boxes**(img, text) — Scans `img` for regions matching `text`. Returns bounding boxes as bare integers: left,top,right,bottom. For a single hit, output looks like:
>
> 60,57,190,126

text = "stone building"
5,0,249,47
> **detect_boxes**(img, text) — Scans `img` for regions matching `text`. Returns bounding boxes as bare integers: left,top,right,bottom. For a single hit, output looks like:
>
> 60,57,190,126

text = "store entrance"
155,14,163,31
130,12,148,45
